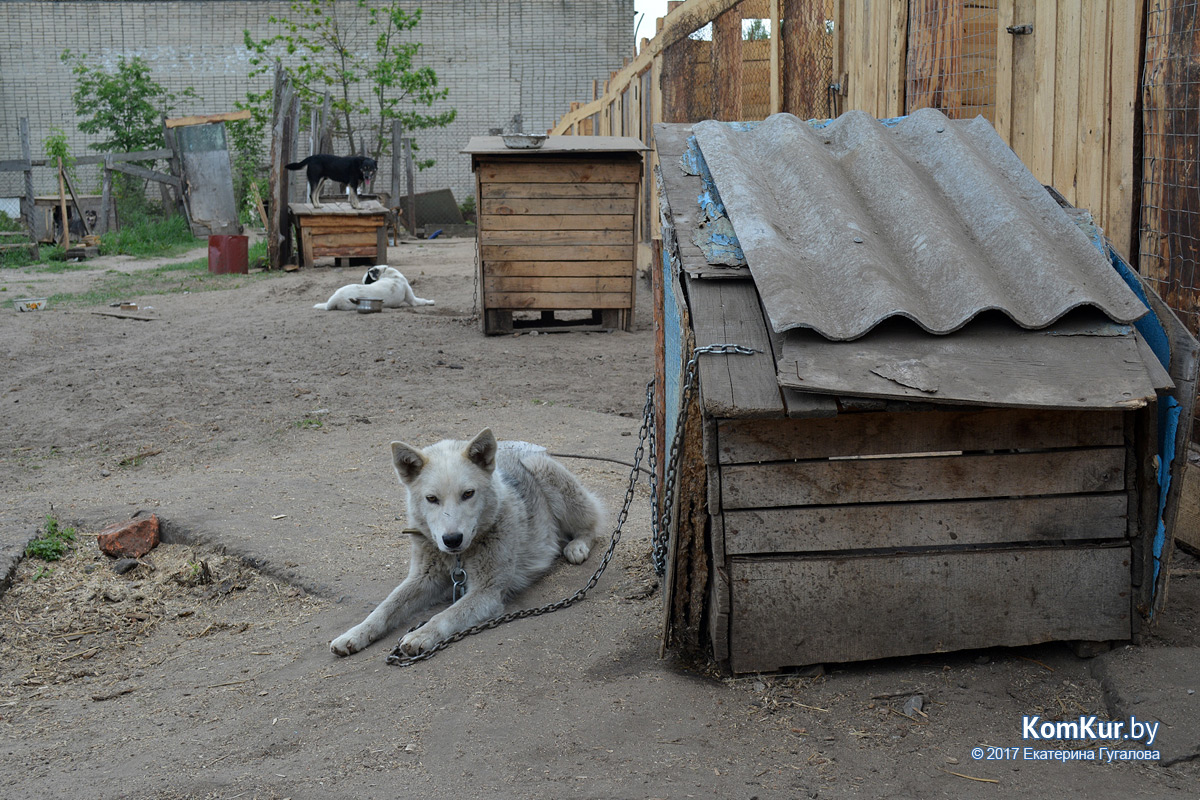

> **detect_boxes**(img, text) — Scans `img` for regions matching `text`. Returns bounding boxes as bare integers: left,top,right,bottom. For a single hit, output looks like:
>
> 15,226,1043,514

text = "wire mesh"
1140,0,1200,338
781,0,836,119
905,0,998,122
660,0,834,124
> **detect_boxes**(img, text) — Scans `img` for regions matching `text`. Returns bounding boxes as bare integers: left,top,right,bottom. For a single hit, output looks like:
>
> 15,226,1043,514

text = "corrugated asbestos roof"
691,109,1148,341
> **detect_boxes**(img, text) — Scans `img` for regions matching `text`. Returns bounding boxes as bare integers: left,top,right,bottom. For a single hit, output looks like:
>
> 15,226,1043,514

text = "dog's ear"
464,428,497,472
391,441,427,484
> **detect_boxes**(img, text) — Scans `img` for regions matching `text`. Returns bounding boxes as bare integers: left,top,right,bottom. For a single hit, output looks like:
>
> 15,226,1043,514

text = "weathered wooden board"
485,292,631,310
484,260,634,277
481,183,639,200
684,276,783,418
476,160,641,184
481,244,631,262
716,407,1125,464
724,493,1129,554
727,545,1132,672
479,214,634,232
484,276,631,294
481,198,636,216
779,315,1160,410
479,228,632,246
720,447,1125,509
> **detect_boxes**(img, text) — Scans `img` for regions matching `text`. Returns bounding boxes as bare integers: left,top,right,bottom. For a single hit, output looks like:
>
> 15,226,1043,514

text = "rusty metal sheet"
692,109,1148,340
777,310,1160,410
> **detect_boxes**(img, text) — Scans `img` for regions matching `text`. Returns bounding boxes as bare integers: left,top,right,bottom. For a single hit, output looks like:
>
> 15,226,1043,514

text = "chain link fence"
1141,0,1200,338
661,0,834,124
905,0,997,122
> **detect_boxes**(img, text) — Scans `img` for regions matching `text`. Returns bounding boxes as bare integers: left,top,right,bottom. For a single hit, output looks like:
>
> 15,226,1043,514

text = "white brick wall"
0,0,634,205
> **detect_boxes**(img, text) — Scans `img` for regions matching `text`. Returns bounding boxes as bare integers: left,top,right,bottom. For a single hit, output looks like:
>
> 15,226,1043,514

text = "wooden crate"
711,407,1137,673
289,201,388,268
464,136,646,335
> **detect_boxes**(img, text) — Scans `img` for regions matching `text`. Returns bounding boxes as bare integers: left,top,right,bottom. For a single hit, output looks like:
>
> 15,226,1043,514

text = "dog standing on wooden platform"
286,154,377,209
329,429,604,657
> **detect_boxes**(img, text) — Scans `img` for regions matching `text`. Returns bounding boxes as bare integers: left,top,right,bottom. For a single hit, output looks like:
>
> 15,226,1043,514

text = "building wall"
0,0,633,206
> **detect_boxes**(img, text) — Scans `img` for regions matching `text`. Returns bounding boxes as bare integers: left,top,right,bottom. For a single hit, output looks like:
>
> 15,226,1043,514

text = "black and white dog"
286,154,377,209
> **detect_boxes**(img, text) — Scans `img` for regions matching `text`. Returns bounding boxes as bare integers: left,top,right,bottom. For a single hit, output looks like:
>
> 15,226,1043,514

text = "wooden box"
463,136,647,335
289,201,388,268
658,274,1198,674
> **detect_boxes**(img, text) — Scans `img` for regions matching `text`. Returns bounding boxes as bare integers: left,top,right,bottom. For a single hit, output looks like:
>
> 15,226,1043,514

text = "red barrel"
208,235,249,274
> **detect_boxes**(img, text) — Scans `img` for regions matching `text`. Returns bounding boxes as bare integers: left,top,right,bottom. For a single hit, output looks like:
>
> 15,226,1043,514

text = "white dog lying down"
313,265,434,311
329,429,604,657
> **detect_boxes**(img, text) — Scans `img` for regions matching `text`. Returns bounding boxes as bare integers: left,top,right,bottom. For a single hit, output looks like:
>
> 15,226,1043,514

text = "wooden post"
18,117,38,259
98,156,113,235
402,137,415,236
57,157,69,250
162,122,186,217
769,0,782,115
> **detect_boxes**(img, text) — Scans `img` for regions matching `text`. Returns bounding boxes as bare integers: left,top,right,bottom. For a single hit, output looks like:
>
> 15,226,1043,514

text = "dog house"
289,200,389,268
462,136,647,334
655,110,1200,674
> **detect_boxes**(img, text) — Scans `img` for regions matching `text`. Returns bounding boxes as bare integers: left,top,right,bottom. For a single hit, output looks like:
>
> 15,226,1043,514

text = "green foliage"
25,515,77,562
243,0,455,165
97,212,199,259
744,18,770,41
62,50,198,215
62,50,197,155
43,126,76,181
458,195,475,217
0,211,24,232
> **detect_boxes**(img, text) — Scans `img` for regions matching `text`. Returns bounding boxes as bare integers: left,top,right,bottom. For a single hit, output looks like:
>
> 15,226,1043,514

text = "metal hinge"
1006,23,1034,35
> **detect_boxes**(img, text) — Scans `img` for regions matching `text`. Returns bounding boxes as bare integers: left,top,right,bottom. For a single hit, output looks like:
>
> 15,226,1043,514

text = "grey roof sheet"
692,109,1148,341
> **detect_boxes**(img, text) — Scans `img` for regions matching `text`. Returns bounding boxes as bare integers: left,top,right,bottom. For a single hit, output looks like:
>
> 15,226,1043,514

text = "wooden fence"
553,0,1142,267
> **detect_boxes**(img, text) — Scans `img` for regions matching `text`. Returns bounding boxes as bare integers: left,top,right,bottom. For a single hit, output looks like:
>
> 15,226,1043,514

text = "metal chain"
386,380,656,666
384,343,756,666
651,343,759,576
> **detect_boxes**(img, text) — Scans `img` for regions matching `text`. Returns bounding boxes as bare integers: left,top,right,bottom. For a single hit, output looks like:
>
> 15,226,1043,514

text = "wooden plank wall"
551,0,1144,264
476,157,641,319
716,406,1136,672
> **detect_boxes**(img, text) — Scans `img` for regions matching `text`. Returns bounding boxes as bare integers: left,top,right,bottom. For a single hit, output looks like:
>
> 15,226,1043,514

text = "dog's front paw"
330,628,369,657
398,626,444,656
563,538,592,564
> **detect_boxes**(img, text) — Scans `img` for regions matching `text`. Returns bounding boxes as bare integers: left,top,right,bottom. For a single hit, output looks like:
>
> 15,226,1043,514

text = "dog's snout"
442,532,464,550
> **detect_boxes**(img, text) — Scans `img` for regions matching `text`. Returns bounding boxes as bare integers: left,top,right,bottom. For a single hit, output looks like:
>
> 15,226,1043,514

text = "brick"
96,514,160,559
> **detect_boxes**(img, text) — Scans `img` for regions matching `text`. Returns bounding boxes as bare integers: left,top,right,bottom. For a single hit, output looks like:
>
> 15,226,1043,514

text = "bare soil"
1,237,1198,798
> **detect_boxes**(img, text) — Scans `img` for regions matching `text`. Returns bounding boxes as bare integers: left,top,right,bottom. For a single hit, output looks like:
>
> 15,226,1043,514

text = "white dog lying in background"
313,265,435,311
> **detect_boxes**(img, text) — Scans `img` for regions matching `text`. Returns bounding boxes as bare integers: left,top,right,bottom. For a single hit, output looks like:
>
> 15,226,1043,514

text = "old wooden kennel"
654,110,1200,674
463,136,647,335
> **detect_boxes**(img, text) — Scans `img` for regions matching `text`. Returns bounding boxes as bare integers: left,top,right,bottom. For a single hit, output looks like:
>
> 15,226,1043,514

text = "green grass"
25,515,77,562
98,212,200,259
47,256,281,308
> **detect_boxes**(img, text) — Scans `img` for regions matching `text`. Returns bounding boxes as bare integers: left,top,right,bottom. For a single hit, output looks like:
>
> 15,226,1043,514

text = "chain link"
651,343,759,576
385,344,756,666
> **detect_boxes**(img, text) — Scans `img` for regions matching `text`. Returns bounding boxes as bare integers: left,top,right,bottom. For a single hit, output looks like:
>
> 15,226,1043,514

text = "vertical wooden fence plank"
1052,0,1082,202
994,0,1016,142
714,3,744,119
1103,0,1143,262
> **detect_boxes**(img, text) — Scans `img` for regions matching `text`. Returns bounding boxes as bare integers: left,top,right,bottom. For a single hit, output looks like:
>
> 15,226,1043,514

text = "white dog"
330,429,604,657
313,265,434,311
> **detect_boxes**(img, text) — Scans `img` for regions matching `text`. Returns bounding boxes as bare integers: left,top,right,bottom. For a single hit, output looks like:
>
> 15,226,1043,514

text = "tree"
62,50,197,154
61,50,198,215
243,0,455,167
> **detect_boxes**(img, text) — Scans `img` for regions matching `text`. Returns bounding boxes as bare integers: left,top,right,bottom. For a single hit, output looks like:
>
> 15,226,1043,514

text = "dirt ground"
2,237,1199,798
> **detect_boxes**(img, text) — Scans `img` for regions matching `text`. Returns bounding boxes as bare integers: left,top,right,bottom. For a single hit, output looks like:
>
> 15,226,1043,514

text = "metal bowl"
355,298,383,314
501,133,548,150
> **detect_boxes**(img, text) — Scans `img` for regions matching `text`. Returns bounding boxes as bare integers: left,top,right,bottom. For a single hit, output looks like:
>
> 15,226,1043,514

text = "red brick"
97,514,160,559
